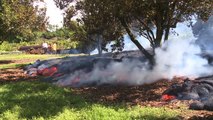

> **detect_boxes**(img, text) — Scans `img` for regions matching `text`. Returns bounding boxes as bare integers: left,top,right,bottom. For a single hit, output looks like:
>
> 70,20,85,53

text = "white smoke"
155,37,211,78
193,15,213,54
56,20,213,87
90,34,150,55
56,58,158,87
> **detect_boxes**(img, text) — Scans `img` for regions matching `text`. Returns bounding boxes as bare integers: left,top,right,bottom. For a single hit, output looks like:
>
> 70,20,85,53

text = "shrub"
0,41,16,51
0,39,80,52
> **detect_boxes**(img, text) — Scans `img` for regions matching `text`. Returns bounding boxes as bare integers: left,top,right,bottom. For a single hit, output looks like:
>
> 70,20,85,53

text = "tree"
65,19,98,54
55,0,125,55
78,0,126,55
55,0,213,65
42,27,74,39
0,0,48,42
54,0,74,10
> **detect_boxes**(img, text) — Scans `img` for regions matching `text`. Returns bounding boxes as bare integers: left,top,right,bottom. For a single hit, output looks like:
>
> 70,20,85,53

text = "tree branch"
119,17,154,65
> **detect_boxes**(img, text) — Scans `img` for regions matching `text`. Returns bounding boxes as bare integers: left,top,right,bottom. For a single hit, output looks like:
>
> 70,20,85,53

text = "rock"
189,101,204,110
162,78,213,111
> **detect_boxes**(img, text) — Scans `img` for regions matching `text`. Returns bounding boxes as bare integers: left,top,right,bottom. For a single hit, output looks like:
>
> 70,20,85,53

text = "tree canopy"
0,0,47,42
55,0,213,64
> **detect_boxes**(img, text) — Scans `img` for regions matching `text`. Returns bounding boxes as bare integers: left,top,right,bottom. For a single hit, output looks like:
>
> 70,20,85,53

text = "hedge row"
0,39,79,51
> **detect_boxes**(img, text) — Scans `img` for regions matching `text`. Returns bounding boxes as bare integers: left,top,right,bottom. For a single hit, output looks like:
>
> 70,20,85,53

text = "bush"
0,39,80,52
56,39,79,49
0,41,16,51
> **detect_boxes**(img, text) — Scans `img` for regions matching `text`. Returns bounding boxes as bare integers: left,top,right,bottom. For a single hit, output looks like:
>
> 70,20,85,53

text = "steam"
155,37,211,78
193,15,213,53
56,19,213,87
56,58,156,87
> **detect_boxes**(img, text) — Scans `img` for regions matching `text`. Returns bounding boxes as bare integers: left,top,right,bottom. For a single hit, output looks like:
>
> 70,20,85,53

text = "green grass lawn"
0,54,56,60
0,54,84,69
0,82,179,120
0,54,60,69
0,54,77,61
0,63,28,69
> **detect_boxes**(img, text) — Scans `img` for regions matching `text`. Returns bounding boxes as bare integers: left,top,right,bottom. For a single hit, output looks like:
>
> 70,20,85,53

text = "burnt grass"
1,67,213,119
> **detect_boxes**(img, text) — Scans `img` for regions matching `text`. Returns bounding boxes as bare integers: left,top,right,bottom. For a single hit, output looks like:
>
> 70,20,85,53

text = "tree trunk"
97,34,102,56
155,28,163,48
164,0,177,41
164,26,170,41
119,17,155,66
155,9,164,48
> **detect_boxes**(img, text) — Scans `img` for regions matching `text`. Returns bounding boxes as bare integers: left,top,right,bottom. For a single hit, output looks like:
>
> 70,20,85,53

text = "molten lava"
161,94,176,101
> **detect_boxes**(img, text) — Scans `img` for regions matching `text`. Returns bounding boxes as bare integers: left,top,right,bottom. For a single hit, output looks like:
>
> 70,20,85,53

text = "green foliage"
0,82,180,120
0,41,16,51
25,26,94,52
58,0,213,62
56,39,79,49
75,0,213,47
42,26,88,51
42,28,74,40
0,0,47,42
40,27,81,49
0,39,79,52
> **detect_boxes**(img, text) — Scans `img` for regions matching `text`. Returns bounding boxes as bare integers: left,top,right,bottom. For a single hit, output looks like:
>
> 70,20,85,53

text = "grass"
0,54,80,61
0,63,30,69
0,82,180,120
0,54,84,69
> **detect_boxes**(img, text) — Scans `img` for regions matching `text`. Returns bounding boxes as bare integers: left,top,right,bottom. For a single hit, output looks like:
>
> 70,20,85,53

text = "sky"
43,0,64,28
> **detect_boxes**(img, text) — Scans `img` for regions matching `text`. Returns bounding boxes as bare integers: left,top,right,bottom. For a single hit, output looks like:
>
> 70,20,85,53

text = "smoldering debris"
162,77,213,111
24,52,153,87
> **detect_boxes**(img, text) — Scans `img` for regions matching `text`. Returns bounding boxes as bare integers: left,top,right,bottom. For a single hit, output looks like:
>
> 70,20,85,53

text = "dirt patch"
12,59,36,64
0,59,37,66
0,58,38,82
0,68,37,83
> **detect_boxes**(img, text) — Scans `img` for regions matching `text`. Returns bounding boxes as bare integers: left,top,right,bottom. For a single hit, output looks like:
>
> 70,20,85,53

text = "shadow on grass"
0,82,87,119
15,63,29,68
0,81,181,120
0,60,14,64
0,63,29,70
